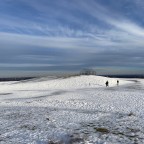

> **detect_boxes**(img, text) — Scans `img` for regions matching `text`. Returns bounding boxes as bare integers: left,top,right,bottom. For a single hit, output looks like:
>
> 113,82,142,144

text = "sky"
0,0,144,77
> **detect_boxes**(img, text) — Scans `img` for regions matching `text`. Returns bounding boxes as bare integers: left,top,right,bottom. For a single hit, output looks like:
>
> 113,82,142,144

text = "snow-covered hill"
0,76,144,144
0,75,131,90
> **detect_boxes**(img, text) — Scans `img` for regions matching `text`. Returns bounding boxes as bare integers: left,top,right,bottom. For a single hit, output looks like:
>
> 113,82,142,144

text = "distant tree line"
101,75,144,78
0,77,35,82
80,69,96,75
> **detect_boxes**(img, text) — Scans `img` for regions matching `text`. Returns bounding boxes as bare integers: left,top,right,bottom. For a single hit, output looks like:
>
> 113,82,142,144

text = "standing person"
105,81,109,87
117,80,119,86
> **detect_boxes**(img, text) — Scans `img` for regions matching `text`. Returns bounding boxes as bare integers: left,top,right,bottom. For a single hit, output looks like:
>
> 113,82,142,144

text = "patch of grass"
127,127,140,133
69,137,84,143
20,125,36,130
95,127,110,134
112,131,125,136
48,141,63,144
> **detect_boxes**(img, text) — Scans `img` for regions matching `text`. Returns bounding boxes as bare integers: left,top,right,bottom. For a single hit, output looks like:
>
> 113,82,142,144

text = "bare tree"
80,68,96,75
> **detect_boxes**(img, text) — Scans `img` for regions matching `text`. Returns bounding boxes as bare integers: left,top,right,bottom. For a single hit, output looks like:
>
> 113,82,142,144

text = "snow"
0,75,144,144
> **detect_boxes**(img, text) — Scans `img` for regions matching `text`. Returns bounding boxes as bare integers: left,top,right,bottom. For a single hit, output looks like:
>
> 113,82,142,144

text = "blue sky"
0,0,144,77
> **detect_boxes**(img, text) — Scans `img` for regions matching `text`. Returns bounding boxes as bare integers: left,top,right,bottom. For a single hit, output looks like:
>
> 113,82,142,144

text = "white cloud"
0,32,119,51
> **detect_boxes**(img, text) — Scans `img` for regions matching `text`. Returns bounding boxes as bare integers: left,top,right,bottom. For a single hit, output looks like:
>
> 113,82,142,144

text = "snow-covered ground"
0,75,144,144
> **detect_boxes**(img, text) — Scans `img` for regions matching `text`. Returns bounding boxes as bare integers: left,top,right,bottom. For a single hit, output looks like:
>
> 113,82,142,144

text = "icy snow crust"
0,75,144,144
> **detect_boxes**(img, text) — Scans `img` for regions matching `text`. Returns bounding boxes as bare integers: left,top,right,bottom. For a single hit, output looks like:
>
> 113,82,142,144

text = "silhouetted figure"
117,80,119,86
105,81,109,87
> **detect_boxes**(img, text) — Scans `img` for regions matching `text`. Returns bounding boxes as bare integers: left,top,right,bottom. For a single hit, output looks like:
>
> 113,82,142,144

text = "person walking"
117,80,119,86
105,81,109,87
